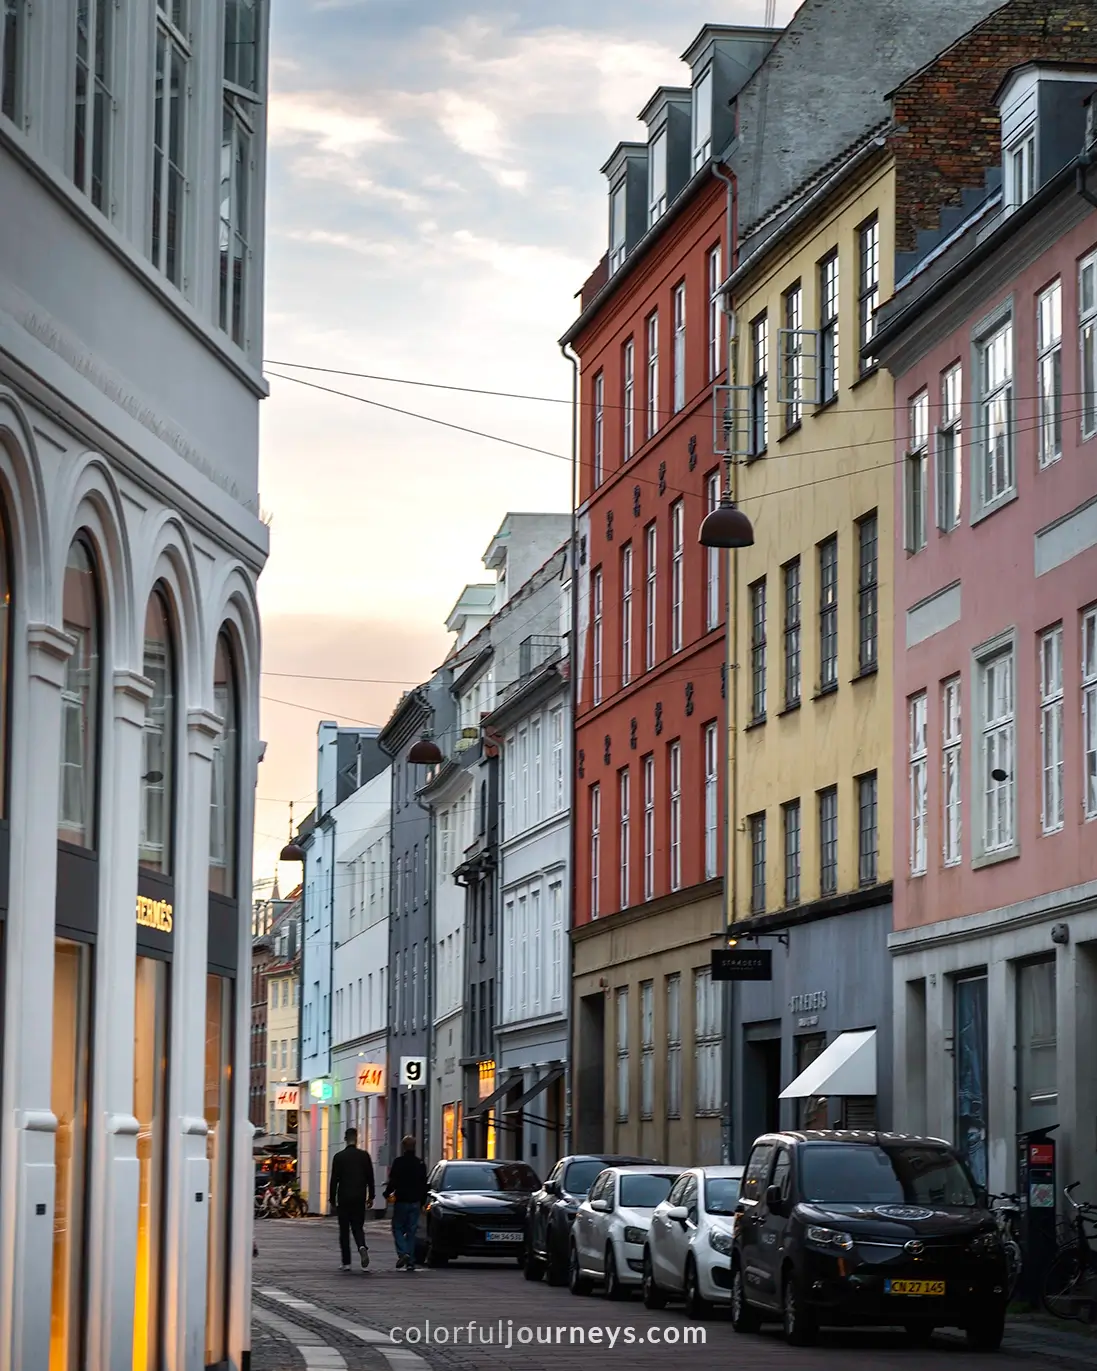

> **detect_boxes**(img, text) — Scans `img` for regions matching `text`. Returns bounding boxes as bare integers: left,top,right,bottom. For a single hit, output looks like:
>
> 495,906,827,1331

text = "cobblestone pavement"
249,1216,1096,1371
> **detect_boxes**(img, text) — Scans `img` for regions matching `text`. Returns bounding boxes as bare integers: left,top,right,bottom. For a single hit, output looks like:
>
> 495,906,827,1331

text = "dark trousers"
337,1199,367,1266
392,1201,419,1263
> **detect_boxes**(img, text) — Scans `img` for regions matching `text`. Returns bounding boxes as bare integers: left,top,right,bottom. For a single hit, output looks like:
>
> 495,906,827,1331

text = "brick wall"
890,0,1097,251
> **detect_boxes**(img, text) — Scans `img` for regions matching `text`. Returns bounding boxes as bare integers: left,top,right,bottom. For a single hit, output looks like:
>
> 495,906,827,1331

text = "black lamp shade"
698,498,754,549
279,841,306,863
408,737,443,765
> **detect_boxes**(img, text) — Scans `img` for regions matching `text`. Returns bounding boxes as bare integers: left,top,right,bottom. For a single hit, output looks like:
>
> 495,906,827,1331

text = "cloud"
278,228,400,258
267,92,400,155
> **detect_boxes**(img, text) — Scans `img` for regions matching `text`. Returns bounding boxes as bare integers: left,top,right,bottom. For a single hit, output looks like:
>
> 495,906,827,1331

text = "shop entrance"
742,1025,781,1148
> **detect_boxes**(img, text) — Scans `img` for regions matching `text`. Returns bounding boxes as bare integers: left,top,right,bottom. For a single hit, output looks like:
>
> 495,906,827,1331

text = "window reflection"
209,631,238,895
133,955,168,1371
139,588,175,873
58,538,100,848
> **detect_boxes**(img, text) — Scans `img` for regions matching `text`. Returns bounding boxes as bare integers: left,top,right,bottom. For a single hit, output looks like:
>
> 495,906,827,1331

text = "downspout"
560,338,580,1155
416,777,435,1164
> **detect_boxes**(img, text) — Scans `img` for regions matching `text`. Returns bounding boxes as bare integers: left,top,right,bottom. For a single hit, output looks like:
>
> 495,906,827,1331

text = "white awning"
779,1029,876,1100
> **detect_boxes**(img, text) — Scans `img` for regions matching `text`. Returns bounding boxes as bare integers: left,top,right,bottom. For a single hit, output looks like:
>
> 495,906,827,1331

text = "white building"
264,895,301,1137
0,5,270,1370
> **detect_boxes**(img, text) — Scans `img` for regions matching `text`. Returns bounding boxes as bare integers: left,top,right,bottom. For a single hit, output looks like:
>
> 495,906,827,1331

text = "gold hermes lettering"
136,895,173,933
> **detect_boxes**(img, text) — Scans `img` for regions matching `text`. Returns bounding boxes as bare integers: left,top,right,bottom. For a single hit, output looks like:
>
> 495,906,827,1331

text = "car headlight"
623,1226,647,1245
708,1230,733,1256
805,1225,855,1252
967,1231,1003,1255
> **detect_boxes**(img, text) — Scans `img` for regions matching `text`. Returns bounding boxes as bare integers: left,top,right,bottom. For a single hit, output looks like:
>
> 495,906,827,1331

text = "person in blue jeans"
384,1134,428,1271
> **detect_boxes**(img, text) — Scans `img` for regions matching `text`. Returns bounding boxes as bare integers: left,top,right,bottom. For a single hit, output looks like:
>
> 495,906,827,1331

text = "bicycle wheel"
1005,1241,1023,1301
1043,1247,1097,1323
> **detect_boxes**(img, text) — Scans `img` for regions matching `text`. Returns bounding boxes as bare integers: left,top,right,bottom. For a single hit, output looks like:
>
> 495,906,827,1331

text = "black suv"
525,1154,656,1285
729,1131,1009,1350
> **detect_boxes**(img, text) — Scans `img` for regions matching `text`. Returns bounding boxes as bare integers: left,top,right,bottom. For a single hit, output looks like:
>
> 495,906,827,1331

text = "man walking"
329,1127,375,1272
383,1134,428,1272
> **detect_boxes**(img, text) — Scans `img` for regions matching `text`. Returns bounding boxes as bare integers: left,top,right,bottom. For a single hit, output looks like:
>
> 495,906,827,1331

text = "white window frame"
1037,279,1062,467
1040,624,1064,835
646,311,659,439
550,883,563,1006
976,637,1016,861
592,370,605,486
942,676,962,866
749,577,766,722
622,337,635,461
639,980,654,1119
591,567,603,706
665,974,681,1118
609,181,627,274
671,500,684,654
705,472,721,630
782,282,804,429
615,987,629,1121
858,216,880,372
693,968,721,1116
673,282,686,414
977,317,1015,511
642,754,655,900
749,812,766,913
906,391,929,553
783,799,801,905
692,65,712,170
648,128,667,225
73,0,116,214
1084,607,1097,820
152,2,192,288
1007,131,1035,211
909,692,928,876
0,0,28,126
819,250,839,402
669,741,682,892
589,784,601,919
220,91,255,346
644,523,657,670
621,542,633,688
708,243,723,382
937,364,962,532
619,767,630,910
1080,251,1097,439
704,722,718,880
531,715,543,825
551,706,564,813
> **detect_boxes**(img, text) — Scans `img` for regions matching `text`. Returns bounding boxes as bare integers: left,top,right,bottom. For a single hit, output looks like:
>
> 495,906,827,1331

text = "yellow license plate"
886,1280,945,1297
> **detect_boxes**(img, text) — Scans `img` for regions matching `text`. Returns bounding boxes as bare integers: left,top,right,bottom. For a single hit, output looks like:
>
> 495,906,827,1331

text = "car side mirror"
666,1204,689,1224
544,1180,558,1196
590,1198,611,1213
765,1185,785,1212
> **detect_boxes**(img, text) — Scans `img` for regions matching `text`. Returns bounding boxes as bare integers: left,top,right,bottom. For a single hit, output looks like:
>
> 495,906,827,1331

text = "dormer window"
610,182,627,273
1007,132,1035,210
692,66,712,170
648,130,667,225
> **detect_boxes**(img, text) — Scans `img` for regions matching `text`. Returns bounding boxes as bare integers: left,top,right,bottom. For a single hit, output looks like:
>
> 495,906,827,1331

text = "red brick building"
562,25,778,1165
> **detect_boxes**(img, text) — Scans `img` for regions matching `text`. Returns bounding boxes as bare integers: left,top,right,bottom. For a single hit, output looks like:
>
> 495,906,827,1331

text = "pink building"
874,66,1097,1206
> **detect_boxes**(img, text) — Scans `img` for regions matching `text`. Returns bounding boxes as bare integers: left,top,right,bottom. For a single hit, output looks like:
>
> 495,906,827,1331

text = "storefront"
727,900,893,1162
332,1045,389,1204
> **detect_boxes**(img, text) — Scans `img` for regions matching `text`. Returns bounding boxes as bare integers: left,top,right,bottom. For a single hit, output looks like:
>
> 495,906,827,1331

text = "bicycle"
1042,1183,1097,1324
988,1192,1023,1300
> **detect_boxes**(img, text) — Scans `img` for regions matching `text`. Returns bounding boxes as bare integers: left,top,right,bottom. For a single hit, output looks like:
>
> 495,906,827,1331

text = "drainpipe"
559,338,580,1155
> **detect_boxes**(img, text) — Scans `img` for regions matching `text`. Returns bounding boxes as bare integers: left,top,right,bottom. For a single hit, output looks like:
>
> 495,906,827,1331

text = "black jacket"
329,1145,375,1207
384,1152,428,1204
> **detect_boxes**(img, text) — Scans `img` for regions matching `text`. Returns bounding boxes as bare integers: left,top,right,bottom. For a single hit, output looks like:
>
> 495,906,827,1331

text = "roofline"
991,59,1097,105
680,22,784,68
882,0,1012,99
637,85,691,126
599,140,646,178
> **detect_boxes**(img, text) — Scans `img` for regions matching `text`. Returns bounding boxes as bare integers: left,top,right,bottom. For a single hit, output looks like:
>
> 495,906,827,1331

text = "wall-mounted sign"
309,1077,333,1102
356,1063,385,1094
275,1085,300,1110
712,948,772,981
136,895,173,933
790,991,827,1013
400,1057,426,1088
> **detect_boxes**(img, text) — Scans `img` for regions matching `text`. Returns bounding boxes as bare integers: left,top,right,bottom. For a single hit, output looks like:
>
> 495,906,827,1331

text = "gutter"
559,338,580,1154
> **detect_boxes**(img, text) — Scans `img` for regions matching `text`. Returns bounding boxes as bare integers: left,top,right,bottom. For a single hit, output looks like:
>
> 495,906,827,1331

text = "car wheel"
424,1223,449,1268
731,1262,762,1334
523,1241,544,1281
604,1244,626,1301
685,1257,708,1319
642,1251,667,1310
568,1242,592,1296
782,1270,817,1347
966,1308,1006,1352
904,1324,935,1347
546,1231,568,1286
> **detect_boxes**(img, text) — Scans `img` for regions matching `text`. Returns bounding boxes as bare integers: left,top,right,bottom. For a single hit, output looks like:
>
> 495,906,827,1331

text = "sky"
255,0,797,889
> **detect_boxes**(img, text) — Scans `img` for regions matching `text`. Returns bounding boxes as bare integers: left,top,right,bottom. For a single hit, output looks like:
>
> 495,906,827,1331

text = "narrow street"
250,1219,1093,1371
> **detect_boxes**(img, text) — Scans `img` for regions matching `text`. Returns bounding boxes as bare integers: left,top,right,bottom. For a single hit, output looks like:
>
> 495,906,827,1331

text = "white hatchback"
569,1166,681,1299
643,1165,744,1315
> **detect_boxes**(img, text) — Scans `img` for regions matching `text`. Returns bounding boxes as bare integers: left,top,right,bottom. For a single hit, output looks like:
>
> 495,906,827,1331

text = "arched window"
58,537,100,849
139,587,175,873
209,630,238,895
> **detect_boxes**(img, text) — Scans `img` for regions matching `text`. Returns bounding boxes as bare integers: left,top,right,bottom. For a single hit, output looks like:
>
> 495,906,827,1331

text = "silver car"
643,1165,744,1314
569,1165,681,1299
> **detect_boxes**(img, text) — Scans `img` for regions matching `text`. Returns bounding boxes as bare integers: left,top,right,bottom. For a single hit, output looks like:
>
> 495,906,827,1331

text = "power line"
263,669,420,686
261,694,379,728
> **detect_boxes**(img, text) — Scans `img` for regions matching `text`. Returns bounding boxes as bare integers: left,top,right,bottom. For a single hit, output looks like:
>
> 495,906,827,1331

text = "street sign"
275,1085,300,1110
400,1056,426,1088
356,1062,385,1094
711,947,773,981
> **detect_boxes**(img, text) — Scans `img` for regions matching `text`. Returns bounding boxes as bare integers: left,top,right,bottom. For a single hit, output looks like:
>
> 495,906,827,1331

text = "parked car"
525,1154,657,1285
729,1131,1010,1349
415,1160,540,1266
569,1165,681,1299
644,1165,744,1315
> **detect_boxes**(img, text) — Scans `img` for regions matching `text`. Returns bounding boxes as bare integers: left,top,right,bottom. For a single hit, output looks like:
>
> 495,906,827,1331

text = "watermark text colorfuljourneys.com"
389,1320,707,1348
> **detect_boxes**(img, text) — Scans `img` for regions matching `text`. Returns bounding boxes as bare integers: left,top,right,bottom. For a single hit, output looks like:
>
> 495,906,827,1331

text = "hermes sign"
136,895,173,933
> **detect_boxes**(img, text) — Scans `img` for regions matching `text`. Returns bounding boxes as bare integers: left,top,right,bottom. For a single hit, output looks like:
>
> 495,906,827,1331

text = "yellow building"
719,132,897,1152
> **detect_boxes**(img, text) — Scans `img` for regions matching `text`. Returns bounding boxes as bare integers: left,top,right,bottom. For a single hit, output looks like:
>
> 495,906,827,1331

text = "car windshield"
619,1174,676,1208
800,1145,978,1208
443,1163,539,1194
563,1160,608,1196
704,1176,741,1215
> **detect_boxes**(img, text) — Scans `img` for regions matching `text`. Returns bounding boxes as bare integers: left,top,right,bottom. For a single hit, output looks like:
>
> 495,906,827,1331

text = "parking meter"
1016,1125,1058,1305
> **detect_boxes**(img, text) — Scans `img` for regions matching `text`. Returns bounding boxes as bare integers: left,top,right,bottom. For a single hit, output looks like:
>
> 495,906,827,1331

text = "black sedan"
415,1160,541,1266
525,1153,656,1285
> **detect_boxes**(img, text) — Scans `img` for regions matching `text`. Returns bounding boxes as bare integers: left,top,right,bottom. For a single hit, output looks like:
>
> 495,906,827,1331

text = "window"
517,727,529,830
1008,133,1035,210
818,536,838,691
704,722,719,880
906,391,928,553
152,2,190,287
668,742,682,891
692,66,712,169
670,500,684,653
640,981,654,1119
749,577,766,721
942,676,962,866
858,216,880,371
749,813,766,913
140,588,176,874
220,84,255,346
1080,252,1097,438
1039,624,1064,834
551,706,565,813
518,901,527,1012
708,244,723,381
1017,958,1057,1134
980,646,1015,854
592,371,605,486
909,692,928,875
980,320,1014,506
591,568,603,705
550,883,563,1005
642,754,655,900
783,800,801,906
818,786,838,896
938,364,962,531
694,968,722,1115
59,539,100,849
665,974,681,1118
646,311,659,438
620,542,633,688
782,283,803,429
819,251,839,402
622,338,635,461
531,715,543,824
648,129,667,224
749,312,769,455
210,632,240,894
857,513,878,672
619,768,630,909
615,987,629,1120
669,282,687,415
1084,608,1097,819
644,523,657,670
1,0,26,123
73,0,115,212
783,558,801,708
858,772,878,886
1037,280,1062,467
705,472,721,630
609,182,627,274
589,784,601,918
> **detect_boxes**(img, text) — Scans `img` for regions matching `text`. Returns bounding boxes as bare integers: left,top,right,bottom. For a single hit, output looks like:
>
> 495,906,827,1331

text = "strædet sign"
711,948,773,981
